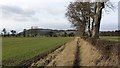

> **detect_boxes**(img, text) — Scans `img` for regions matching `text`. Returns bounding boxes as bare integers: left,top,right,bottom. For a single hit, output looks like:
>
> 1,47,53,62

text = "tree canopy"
66,0,113,38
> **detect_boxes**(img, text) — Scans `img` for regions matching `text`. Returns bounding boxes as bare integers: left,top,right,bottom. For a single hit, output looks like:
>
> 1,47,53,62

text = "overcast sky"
0,0,119,33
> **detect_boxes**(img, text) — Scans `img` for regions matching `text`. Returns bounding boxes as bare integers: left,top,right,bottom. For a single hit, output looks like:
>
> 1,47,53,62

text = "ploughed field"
100,36,120,42
2,37,73,66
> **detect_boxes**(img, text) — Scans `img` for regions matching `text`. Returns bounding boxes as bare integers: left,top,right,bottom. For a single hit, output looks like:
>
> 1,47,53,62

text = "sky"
0,0,119,33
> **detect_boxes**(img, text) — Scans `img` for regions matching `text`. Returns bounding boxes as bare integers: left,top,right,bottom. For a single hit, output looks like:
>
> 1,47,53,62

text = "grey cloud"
43,7,65,15
0,5,39,22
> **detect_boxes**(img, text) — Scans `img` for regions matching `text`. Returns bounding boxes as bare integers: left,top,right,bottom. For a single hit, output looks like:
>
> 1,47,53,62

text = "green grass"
2,37,73,66
100,36,120,42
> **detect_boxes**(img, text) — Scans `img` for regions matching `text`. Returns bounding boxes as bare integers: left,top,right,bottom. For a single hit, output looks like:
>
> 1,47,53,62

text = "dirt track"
31,37,120,67
31,38,79,67
46,37,78,66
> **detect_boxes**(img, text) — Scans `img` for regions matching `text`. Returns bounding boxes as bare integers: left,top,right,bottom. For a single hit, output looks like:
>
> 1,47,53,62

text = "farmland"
100,36,120,42
2,37,73,66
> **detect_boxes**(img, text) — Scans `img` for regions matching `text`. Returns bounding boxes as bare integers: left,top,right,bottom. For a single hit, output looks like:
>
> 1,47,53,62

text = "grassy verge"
2,37,74,66
100,36,120,42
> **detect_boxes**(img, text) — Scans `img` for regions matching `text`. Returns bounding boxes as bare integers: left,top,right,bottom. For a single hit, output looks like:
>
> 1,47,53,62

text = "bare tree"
91,2,105,38
11,30,16,36
23,29,27,37
66,2,90,37
2,28,7,37
66,0,113,38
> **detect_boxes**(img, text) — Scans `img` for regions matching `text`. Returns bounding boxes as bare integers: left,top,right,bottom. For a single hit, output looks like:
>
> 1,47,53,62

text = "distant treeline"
1,28,119,37
0,28,76,37
100,30,120,36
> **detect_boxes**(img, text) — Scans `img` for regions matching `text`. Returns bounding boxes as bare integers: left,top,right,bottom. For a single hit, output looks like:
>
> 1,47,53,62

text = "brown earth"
79,38,119,66
30,37,120,67
46,37,78,66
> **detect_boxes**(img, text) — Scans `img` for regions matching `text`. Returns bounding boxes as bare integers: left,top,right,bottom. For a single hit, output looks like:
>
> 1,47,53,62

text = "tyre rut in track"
73,38,80,67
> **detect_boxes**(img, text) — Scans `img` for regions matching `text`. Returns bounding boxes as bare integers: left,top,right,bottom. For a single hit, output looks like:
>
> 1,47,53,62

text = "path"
46,37,78,66
31,37,79,67
31,37,119,67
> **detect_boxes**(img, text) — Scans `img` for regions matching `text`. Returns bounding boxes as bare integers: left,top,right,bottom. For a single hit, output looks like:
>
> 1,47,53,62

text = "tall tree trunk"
78,23,86,37
78,10,86,37
87,3,91,37
88,17,91,37
92,2,104,38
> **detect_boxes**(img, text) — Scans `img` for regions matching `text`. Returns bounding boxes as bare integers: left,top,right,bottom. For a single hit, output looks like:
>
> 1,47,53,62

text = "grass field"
2,37,73,66
100,36,120,42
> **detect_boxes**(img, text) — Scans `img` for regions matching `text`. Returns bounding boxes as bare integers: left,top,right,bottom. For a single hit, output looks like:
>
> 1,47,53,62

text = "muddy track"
29,37,119,67
30,38,79,67
46,38,78,66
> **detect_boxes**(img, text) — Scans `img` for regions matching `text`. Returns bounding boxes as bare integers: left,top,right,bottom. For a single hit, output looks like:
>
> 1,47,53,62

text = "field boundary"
18,39,74,67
